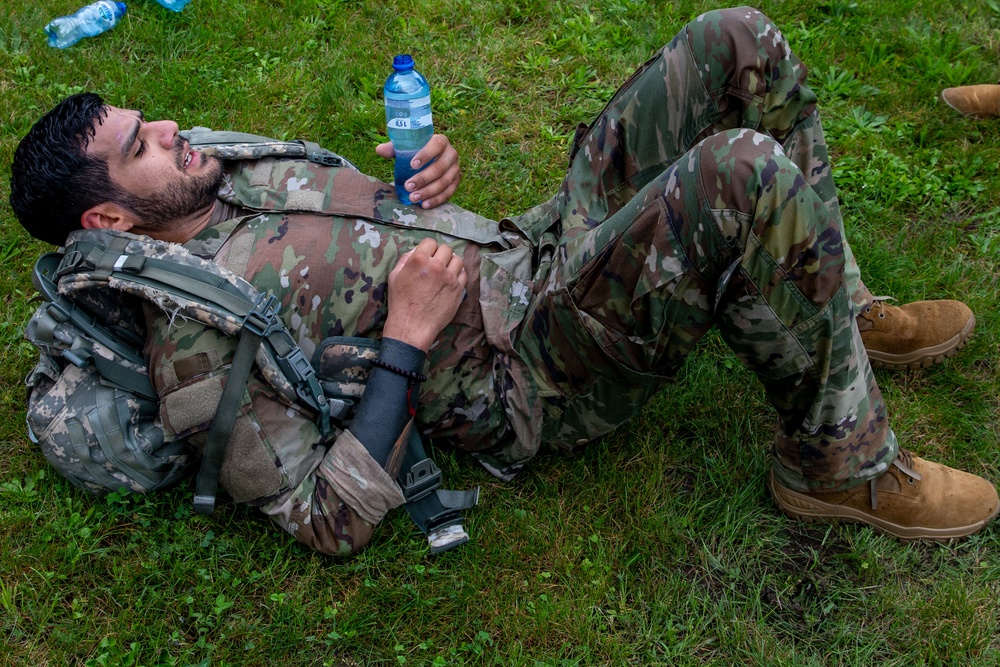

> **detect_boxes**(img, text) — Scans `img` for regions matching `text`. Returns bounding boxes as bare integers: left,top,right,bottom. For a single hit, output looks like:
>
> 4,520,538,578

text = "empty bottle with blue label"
384,54,434,205
45,1,127,49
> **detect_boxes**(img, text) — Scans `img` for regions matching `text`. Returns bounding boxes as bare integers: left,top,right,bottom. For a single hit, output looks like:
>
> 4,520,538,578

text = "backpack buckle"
242,294,279,336
402,458,442,503
308,152,346,168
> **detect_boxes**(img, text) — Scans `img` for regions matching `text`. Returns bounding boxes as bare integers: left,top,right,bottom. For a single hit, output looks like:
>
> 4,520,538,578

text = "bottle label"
98,2,115,21
385,95,433,131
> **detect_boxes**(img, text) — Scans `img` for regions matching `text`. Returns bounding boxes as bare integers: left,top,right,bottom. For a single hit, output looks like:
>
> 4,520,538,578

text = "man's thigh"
518,149,727,448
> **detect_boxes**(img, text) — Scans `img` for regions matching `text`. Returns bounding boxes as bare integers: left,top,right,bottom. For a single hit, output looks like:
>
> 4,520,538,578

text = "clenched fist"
382,238,468,351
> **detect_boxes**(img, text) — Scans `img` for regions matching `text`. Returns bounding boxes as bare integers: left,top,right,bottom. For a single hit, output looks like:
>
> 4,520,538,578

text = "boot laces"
863,295,896,320
868,447,922,510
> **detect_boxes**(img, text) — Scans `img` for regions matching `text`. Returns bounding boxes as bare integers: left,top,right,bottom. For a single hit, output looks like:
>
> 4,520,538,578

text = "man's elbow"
283,501,378,557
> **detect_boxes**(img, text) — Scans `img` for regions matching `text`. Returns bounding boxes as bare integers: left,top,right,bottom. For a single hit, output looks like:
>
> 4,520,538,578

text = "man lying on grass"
10,6,997,555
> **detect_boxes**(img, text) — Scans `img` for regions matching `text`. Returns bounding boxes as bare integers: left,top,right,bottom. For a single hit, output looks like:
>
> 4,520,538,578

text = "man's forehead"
87,106,141,157
96,105,140,127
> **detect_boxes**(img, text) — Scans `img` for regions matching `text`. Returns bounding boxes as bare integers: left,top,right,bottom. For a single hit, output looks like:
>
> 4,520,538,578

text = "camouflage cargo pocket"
527,287,670,450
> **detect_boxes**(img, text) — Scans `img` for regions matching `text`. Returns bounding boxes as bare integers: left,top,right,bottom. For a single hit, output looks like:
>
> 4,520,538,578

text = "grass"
2,0,1000,664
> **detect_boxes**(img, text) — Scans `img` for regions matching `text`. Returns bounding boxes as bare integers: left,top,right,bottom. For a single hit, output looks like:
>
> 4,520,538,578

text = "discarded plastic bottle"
44,1,127,49
384,54,434,205
154,0,190,12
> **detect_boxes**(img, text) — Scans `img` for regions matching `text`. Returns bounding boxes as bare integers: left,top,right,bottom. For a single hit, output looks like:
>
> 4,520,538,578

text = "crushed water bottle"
154,0,190,11
384,54,434,205
45,1,127,49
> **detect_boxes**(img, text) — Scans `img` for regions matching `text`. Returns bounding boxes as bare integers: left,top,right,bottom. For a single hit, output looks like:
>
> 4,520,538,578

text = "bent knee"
688,6,779,51
685,7,791,94
696,129,793,208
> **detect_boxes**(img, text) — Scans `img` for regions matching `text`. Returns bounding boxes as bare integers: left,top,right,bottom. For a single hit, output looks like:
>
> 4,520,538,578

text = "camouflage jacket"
147,151,548,554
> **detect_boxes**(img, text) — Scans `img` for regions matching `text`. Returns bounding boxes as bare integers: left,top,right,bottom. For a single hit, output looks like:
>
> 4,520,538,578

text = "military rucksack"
24,128,480,553
25,229,332,510
25,254,193,497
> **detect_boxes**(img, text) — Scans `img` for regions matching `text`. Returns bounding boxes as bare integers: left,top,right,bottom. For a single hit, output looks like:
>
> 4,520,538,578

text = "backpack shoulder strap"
179,127,359,170
31,252,155,399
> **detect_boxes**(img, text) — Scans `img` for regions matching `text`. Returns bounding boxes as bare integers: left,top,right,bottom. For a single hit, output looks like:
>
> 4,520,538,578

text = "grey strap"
193,313,263,515
67,345,156,401
398,427,479,554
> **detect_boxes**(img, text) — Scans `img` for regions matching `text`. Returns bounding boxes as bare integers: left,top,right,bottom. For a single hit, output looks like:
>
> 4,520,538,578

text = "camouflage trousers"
511,6,895,492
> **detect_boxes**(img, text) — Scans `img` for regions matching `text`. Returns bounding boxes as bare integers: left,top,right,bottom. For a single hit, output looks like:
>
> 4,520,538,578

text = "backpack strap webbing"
51,229,480,546
32,252,156,400
193,298,267,514
398,427,480,554
179,127,359,171
59,232,330,435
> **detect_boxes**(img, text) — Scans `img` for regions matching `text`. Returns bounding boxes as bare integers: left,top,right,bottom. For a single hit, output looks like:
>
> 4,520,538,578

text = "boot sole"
866,313,975,371
768,470,999,541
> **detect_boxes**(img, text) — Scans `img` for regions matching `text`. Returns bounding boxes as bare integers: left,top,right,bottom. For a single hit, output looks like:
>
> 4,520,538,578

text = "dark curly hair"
9,93,132,246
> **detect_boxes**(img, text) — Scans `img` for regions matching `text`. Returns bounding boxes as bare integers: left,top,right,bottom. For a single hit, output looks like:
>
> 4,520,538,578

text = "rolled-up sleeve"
322,429,406,524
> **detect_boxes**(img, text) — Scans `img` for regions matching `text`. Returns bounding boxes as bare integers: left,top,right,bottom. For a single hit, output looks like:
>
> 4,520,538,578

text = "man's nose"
148,120,180,148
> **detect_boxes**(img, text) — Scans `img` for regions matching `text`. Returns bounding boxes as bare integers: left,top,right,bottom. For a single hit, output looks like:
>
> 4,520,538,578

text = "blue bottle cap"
114,2,128,16
393,54,415,71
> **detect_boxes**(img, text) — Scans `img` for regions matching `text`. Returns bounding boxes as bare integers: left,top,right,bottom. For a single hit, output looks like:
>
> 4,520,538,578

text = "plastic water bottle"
44,1,127,49
384,55,434,205
154,0,190,11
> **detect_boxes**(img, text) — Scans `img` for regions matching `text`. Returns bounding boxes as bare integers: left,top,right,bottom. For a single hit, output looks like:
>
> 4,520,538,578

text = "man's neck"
134,200,219,245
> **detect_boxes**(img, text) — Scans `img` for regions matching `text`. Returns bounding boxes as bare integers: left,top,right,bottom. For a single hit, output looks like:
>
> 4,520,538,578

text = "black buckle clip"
243,294,278,336
402,458,442,503
57,249,86,277
275,345,312,384
308,152,345,168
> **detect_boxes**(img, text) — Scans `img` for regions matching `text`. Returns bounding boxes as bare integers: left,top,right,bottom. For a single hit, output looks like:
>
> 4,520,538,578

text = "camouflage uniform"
147,6,894,555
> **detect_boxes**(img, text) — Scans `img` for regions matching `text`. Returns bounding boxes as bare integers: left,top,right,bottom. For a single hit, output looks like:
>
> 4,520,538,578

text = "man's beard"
122,143,225,231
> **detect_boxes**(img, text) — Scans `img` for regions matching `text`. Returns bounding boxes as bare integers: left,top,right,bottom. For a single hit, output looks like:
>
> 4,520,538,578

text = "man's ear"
80,202,137,232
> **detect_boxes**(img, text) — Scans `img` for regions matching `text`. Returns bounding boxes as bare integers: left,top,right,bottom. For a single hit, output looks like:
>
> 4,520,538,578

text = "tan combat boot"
770,449,999,541
940,84,1000,118
858,298,974,370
